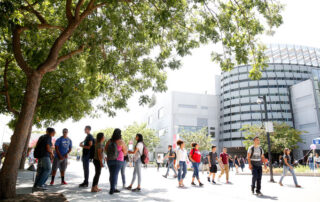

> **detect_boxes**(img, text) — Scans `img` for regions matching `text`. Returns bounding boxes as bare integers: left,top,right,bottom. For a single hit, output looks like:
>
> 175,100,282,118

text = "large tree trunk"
19,124,33,170
0,72,43,199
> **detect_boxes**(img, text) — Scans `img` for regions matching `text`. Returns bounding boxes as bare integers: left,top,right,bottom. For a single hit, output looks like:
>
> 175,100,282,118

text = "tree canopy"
180,127,213,151
241,122,305,153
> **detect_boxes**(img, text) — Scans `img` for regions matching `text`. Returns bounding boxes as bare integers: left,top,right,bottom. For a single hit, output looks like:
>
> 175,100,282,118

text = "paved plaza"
16,160,320,202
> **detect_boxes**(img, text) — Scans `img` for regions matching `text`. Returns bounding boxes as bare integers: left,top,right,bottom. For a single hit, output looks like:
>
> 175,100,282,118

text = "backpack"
89,138,96,159
250,146,263,158
106,140,119,160
34,135,46,159
279,156,284,167
140,143,149,164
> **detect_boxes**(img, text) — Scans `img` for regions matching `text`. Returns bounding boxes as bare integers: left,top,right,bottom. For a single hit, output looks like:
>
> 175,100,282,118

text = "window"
210,131,215,138
158,107,164,119
197,118,208,127
178,104,197,109
201,106,208,110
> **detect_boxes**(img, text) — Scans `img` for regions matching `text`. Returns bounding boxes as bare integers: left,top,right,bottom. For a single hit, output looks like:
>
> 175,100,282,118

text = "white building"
146,91,220,154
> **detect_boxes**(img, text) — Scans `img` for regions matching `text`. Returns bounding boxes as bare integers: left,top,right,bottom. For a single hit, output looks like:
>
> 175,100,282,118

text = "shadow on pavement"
256,195,278,200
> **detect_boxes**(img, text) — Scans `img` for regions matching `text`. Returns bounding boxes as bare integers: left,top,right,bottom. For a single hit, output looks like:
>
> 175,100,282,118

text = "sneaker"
279,182,283,186
191,182,196,186
199,182,204,186
251,188,255,195
32,186,44,192
174,175,178,178
212,180,216,184
109,190,114,195
295,185,301,188
40,185,48,190
132,188,141,192
114,189,121,193
50,181,54,186
256,191,263,196
79,183,88,188
162,175,167,178
126,186,132,190
61,181,67,185
207,177,210,182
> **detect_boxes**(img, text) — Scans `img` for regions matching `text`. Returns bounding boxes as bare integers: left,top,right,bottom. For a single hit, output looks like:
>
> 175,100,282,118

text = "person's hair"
85,126,91,131
46,127,55,134
136,133,143,143
63,128,68,133
168,145,172,149
283,148,290,155
96,132,104,143
223,147,227,149
211,145,216,149
191,143,198,148
111,128,122,141
253,136,259,141
177,140,184,146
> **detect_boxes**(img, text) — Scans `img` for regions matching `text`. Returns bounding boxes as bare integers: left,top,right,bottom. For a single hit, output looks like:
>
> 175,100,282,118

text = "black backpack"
34,135,46,159
89,138,96,159
106,140,119,160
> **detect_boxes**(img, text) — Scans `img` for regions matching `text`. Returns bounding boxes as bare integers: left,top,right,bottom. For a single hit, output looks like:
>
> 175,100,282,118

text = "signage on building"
264,122,274,133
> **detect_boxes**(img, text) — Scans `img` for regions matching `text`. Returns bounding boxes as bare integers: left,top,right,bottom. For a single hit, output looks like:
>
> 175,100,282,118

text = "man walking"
163,145,177,178
50,128,72,185
207,146,219,184
33,128,55,192
247,136,267,196
218,147,230,183
79,126,95,187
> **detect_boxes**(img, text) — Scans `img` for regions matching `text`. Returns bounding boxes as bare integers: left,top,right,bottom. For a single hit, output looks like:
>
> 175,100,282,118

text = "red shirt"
190,148,201,163
220,152,229,164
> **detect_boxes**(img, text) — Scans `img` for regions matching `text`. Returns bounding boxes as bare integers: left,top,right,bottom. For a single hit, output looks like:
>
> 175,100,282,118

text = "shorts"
52,157,68,172
209,164,217,173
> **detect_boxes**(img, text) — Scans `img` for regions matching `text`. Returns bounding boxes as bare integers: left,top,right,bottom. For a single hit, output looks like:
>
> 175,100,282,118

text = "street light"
257,95,275,183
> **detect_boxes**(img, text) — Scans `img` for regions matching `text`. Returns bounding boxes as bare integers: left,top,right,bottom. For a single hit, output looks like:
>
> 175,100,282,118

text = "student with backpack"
176,140,188,188
50,128,72,185
79,126,95,188
189,143,203,186
163,145,177,178
105,128,127,195
126,134,146,192
247,136,267,196
279,148,301,188
92,132,105,192
33,128,55,192
207,146,219,184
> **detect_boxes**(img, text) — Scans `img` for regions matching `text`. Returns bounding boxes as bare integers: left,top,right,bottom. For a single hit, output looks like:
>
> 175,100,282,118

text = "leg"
256,166,262,192
288,167,298,186
92,160,101,187
130,161,138,186
136,160,142,187
251,166,258,192
219,165,225,178
171,162,177,176
121,161,127,187
279,166,288,184
225,164,229,181
82,155,90,184
178,162,182,182
60,158,68,183
107,160,117,191
113,161,122,189
182,162,187,180
165,162,171,177
38,157,52,187
34,158,44,187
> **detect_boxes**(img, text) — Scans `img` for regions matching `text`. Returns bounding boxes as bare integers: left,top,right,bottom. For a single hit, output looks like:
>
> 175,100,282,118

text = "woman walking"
189,143,203,186
105,129,127,195
92,133,105,192
279,148,301,188
234,155,240,173
156,156,162,172
240,156,245,172
126,134,144,192
176,140,188,187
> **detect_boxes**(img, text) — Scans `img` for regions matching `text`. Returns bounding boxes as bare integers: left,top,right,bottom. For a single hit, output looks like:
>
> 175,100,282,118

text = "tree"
180,127,213,151
94,122,160,151
241,122,305,153
0,0,283,198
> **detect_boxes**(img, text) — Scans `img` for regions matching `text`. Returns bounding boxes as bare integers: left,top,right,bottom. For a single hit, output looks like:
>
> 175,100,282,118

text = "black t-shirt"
42,134,52,157
83,134,94,156
209,152,217,165
168,150,175,162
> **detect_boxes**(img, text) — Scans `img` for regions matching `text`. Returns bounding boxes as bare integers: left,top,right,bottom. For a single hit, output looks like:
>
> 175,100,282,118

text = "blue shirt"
55,136,72,157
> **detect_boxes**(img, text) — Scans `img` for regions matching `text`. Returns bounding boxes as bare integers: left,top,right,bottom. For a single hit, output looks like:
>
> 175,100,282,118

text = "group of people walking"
32,126,146,195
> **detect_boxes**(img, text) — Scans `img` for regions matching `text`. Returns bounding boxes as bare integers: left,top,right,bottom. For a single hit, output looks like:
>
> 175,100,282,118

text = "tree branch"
21,1,47,24
66,0,73,22
57,45,85,64
12,26,33,76
19,24,64,32
2,58,20,116
75,0,85,20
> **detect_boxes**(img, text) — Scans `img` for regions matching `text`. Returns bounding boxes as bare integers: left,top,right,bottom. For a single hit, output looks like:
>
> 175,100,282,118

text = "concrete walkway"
16,160,320,202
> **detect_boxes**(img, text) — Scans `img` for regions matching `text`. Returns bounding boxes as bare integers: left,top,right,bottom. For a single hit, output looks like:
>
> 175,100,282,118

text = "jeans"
178,161,187,181
192,162,200,180
120,161,127,186
131,159,142,186
92,160,102,187
165,160,177,177
107,160,122,191
280,165,298,186
82,155,90,184
309,163,314,170
34,157,52,187
251,165,262,192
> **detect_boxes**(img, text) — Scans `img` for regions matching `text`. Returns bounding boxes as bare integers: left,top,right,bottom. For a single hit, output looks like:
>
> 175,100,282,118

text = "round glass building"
219,44,320,153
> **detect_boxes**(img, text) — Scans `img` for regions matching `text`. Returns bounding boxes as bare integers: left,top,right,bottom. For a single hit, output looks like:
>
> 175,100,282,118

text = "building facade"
219,44,320,156
146,91,220,154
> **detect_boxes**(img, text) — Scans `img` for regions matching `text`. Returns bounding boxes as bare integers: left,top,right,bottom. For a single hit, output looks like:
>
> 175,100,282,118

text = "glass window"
178,104,197,109
197,118,208,127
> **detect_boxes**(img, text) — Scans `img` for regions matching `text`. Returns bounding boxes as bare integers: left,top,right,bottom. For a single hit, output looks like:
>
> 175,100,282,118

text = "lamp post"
257,95,275,183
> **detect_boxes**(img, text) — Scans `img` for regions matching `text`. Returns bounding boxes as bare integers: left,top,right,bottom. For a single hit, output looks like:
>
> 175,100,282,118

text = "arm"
82,140,93,149
176,150,180,167
208,155,211,167
121,140,128,156
247,153,252,170
128,146,139,154
261,154,267,169
189,151,195,163
105,140,110,152
55,145,64,160
97,147,103,167
46,144,54,159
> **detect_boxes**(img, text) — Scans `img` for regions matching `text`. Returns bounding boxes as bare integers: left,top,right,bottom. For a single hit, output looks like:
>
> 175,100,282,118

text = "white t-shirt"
134,142,144,162
315,156,320,163
176,148,187,165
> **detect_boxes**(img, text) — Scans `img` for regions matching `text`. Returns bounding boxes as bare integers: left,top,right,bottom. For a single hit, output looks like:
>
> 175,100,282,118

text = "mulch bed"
2,192,67,202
